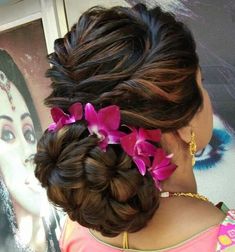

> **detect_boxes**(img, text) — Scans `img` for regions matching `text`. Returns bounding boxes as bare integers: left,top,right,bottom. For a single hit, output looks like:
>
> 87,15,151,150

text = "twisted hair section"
35,4,202,236
45,4,201,131
35,123,159,236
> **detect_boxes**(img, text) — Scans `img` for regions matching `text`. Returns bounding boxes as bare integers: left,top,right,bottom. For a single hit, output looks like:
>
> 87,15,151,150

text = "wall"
64,0,129,28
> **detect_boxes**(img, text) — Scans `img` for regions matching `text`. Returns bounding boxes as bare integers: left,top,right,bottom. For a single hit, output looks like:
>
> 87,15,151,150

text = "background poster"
0,2,234,251
0,20,61,252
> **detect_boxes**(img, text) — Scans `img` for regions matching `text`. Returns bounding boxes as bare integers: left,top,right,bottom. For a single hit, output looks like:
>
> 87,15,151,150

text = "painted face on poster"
0,72,44,216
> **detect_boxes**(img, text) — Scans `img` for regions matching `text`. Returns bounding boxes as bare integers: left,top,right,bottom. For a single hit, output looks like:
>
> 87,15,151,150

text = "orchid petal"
144,129,162,142
48,123,57,131
149,147,176,183
98,137,109,151
50,107,67,123
138,128,146,141
108,130,126,144
154,179,161,190
98,105,121,130
65,116,76,125
153,155,172,169
151,163,176,181
158,157,172,169
85,103,98,133
139,128,161,142
133,157,146,176
98,129,107,141
137,155,151,167
120,131,138,156
152,148,166,168
56,118,66,131
68,102,83,120
136,141,156,156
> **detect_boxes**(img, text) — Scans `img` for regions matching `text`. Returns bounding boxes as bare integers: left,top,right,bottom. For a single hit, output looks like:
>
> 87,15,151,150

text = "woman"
194,65,235,207
187,6,235,207
167,0,235,208
128,0,235,209
0,49,61,251
34,4,235,251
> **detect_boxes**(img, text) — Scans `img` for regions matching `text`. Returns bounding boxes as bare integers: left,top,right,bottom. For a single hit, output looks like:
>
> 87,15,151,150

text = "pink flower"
120,128,161,175
148,148,177,190
48,102,83,131
85,103,125,151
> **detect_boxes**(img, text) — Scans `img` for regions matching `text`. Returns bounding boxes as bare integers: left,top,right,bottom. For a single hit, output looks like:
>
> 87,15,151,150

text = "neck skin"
160,133,197,194
12,199,46,251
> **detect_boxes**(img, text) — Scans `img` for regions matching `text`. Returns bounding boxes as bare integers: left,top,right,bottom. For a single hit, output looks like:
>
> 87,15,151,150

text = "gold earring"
189,131,197,166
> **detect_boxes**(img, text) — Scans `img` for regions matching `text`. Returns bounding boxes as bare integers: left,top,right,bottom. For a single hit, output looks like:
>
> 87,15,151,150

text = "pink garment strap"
216,209,235,251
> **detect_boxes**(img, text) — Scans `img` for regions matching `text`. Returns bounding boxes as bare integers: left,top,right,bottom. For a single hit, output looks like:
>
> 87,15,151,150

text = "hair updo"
34,4,202,237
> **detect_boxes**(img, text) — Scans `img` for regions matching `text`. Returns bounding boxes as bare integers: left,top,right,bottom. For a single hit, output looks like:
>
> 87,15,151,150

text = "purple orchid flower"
48,102,83,131
148,148,177,190
120,128,161,176
84,103,125,151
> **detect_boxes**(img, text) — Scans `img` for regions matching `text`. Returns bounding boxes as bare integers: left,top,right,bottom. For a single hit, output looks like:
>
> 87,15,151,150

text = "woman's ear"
177,126,192,144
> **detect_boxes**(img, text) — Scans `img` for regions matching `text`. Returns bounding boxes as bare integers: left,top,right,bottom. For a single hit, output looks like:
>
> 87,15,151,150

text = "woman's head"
0,49,42,215
177,69,213,152
0,49,41,137
35,4,211,236
46,4,201,130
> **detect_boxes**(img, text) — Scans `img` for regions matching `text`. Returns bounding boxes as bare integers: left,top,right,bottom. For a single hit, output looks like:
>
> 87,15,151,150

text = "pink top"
60,209,235,252
59,218,220,252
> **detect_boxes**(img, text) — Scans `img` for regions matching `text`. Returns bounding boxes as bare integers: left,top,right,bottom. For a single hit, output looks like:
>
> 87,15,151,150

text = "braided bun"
35,123,159,236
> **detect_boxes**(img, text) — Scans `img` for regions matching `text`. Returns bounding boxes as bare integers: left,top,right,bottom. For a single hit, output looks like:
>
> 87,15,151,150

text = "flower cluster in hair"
48,102,176,189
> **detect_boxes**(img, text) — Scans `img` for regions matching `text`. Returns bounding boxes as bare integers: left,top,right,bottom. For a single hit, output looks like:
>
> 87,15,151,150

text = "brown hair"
35,4,202,237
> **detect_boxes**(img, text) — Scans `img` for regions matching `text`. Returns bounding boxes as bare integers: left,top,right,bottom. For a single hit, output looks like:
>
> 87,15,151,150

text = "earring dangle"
189,131,197,166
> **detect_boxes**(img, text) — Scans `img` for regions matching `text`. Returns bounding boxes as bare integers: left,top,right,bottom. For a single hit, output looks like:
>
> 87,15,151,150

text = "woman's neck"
161,147,197,193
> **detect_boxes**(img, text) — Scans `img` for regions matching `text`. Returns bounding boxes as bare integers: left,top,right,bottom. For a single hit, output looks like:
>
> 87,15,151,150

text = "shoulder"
136,198,226,248
184,199,226,226
161,197,225,232
105,198,226,250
